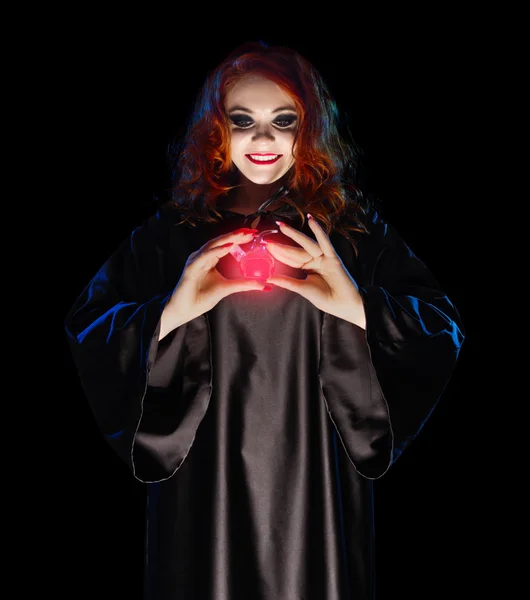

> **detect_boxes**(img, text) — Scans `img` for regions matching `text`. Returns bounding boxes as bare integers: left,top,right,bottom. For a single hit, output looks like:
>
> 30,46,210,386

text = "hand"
264,215,366,328
160,228,269,338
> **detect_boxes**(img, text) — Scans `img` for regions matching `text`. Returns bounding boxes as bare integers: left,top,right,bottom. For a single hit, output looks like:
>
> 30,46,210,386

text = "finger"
219,278,271,297
238,281,272,293
265,242,311,269
189,242,242,276
221,229,259,244
276,218,337,258
230,228,260,237
304,215,337,257
264,274,304,294
275,220,324,258
200,231,257,260
206,229,258,249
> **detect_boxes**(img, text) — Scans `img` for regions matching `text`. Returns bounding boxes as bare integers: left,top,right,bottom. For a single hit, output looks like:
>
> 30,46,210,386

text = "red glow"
241,254,275,279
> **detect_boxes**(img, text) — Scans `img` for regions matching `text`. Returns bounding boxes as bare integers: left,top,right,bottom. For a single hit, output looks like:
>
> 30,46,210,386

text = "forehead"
225,75,295,110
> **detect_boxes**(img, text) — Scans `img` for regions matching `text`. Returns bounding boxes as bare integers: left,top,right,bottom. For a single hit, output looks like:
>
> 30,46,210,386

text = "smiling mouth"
246,153,282,165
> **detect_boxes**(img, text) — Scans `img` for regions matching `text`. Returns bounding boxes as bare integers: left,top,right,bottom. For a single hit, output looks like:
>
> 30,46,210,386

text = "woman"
65,41,465,599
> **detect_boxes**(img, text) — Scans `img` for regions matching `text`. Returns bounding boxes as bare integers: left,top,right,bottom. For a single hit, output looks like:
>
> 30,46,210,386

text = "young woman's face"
224,75,298,185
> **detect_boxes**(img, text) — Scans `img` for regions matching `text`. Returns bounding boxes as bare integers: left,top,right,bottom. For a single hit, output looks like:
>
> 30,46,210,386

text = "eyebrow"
227,105,297,114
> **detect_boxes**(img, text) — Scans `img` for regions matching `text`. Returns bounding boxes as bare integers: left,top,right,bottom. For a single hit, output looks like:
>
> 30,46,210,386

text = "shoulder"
335,203,395,248
356,207,409,252
113,202,194,264
148,201,187,228
346,206,419,278
138,201,193,239
332,191,394,241
362,208,392,241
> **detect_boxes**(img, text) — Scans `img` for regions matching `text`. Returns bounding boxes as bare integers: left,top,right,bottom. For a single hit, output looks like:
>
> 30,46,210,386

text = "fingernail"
307,213,313,220
261,285,273,292
275,221,285,227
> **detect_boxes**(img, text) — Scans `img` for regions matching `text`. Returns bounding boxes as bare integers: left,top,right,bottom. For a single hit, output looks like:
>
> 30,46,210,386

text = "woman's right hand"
159,228,268,339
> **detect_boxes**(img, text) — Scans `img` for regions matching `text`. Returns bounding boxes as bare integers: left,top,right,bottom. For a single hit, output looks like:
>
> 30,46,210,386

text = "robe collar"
218,186,301,228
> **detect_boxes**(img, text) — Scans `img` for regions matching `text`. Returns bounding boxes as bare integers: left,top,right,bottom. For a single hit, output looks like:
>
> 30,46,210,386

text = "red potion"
229,229,279,281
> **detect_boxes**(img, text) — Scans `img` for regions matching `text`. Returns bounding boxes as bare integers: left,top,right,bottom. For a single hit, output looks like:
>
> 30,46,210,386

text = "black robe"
64,200,464,599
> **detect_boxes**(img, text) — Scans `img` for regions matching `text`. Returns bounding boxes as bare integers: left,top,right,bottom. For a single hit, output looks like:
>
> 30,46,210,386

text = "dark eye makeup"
273,115,297,128
229,114,297,129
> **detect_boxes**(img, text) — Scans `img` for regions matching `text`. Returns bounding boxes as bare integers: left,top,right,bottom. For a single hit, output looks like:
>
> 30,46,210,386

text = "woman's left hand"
264,215,366,329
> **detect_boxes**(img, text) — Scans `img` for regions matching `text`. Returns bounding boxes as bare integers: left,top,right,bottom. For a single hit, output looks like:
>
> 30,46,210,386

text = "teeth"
250,155,279,161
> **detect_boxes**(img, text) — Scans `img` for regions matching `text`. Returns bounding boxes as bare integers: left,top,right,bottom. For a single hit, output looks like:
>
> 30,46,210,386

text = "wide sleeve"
64,207,213,483
319,211,465,479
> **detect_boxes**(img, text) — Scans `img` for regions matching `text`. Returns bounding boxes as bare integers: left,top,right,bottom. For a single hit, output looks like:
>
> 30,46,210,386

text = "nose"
251,123,275,142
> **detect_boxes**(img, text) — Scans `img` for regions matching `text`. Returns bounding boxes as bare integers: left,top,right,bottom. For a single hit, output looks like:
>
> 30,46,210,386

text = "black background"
56,18,493,600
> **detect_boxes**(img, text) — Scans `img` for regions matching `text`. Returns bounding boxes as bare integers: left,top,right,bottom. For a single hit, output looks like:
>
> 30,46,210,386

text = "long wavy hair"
170,40,372,252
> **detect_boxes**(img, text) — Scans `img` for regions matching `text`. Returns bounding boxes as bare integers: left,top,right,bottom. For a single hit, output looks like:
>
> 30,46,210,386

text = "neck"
219,175,289,215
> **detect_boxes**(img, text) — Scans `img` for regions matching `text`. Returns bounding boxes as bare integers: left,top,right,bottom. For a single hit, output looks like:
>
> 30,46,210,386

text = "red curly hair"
171,40,369,251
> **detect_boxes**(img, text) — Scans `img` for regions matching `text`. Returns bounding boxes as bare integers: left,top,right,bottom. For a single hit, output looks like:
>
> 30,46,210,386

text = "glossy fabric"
65,199,464,599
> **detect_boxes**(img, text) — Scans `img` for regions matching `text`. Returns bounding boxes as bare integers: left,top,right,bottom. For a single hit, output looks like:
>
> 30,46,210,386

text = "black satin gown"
64,196,464,599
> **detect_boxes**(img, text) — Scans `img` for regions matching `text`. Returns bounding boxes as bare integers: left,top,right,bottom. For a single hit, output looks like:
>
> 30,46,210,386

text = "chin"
242,169,289,186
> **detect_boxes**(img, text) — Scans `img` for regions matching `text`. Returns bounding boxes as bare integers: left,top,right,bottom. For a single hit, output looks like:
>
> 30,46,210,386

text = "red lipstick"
246,153,282,165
